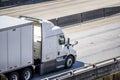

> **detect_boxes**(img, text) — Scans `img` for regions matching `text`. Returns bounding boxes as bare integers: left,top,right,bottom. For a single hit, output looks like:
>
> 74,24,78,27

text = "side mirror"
72,41,78,47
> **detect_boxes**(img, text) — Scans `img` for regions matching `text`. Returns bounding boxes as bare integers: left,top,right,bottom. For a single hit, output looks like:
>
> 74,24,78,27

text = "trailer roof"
0,16,32,31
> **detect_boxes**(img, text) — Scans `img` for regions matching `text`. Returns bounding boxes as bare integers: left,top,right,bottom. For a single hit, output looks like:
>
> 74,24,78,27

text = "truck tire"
7,72,20,80
21,68,32,80
65,56,74,68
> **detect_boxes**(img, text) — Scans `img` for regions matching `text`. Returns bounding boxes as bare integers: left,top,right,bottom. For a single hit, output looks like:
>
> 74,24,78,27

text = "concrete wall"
49,6,120,27
57,14,82,27
96,71,120,80
81,9,104,22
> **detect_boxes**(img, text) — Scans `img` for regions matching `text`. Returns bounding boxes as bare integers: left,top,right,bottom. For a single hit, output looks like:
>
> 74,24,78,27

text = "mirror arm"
72,41,78,47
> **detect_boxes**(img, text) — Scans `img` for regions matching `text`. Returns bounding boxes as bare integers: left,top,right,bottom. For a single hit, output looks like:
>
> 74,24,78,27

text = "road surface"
69,22,120,64
0,0,120,19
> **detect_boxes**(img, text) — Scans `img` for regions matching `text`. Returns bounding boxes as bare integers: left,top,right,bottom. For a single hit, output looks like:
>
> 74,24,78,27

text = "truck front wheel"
21,68,33,80
65,56,74,68
7,72,20,80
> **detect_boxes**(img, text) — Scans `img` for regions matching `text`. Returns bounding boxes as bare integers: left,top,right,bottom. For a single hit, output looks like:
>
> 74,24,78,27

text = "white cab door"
42,36,58,62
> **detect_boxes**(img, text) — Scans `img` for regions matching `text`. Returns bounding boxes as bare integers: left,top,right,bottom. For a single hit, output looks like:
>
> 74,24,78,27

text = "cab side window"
59,35,65,45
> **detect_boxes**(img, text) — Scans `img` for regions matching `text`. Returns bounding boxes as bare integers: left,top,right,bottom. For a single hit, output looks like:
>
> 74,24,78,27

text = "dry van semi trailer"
0,16,78,80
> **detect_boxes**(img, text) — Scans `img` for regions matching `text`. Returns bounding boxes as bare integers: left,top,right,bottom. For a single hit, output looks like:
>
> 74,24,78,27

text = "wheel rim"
24,71,31,80
67,58,73,67
11,74,18,80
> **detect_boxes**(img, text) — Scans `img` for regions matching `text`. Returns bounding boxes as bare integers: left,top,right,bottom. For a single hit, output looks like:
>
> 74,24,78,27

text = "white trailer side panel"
21,25,33,66
0,31,7,73
8,28,21,70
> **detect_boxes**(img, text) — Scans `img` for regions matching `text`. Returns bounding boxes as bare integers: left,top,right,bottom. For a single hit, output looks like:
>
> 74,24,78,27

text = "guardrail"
42,56,120,80
49,6,120,27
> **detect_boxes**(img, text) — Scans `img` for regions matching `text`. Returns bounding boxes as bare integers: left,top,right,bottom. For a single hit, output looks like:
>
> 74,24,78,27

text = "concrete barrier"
49,18,58,26
51,6,120,27
57,14,81,27
105,6,120,16
81,9,104,22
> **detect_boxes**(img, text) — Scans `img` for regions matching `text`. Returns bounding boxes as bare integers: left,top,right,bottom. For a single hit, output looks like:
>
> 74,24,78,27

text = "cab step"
56,65,65,69
56,57,65,62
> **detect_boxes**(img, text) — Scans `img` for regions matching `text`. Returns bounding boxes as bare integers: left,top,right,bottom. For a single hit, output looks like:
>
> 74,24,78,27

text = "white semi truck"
0,16,78,80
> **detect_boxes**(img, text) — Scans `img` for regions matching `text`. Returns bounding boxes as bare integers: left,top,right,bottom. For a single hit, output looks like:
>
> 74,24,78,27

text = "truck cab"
20,16,77,75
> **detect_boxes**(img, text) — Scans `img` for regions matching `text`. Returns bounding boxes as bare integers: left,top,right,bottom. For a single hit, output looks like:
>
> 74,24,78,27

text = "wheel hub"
24,71,30,80
11,74,18,80
67,58,72,67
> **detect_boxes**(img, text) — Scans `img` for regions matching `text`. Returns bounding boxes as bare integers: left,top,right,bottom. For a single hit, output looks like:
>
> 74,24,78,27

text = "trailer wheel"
7,72,19,80
65,56,74,68
21,68,32,80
